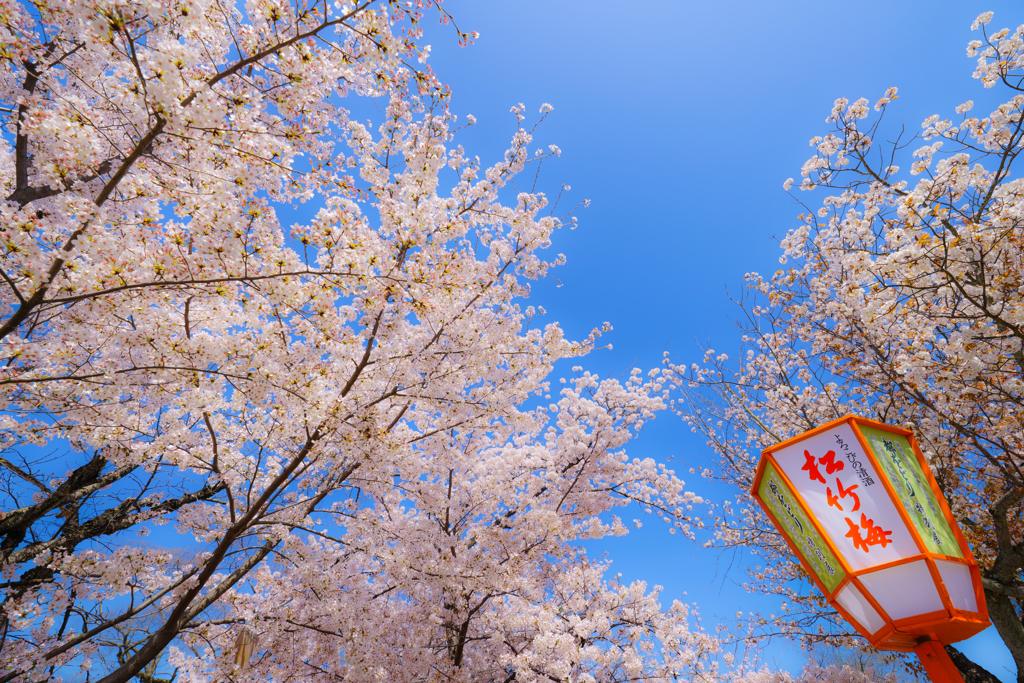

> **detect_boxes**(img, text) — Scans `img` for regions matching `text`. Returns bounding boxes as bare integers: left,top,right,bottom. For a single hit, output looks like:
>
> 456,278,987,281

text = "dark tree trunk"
945,645,1007,683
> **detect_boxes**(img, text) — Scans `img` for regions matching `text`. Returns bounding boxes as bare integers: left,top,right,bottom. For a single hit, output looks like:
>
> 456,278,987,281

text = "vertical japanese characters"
800,447,890,554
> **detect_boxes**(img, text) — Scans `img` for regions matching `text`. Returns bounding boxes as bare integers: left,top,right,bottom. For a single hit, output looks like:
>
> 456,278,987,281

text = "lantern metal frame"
750,414,989,652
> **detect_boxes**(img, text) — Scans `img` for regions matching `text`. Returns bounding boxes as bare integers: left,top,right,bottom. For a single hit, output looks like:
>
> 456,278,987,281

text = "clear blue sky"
420,1,1022,680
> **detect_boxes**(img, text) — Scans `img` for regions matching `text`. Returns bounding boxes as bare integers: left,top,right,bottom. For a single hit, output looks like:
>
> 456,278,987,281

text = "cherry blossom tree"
732,663,897,683
668,11,1024,683
0,1,716,682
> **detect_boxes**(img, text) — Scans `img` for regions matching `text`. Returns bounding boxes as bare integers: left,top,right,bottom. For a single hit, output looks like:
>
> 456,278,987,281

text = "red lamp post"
750,415,989,683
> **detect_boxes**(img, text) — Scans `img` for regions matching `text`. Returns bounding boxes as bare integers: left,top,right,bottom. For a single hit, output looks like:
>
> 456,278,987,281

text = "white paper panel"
858,560,944,620
772,423,918,571
834,582,886,634
936,560,978,613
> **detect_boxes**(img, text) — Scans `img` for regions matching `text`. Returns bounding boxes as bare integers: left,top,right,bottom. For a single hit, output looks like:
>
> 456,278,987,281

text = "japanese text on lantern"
757,460,846,592
800,440,892,554
767,422,920,573
859,425,963,558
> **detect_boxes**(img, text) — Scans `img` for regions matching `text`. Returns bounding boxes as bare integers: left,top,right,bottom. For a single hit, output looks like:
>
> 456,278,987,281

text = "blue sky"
420,1,1023,680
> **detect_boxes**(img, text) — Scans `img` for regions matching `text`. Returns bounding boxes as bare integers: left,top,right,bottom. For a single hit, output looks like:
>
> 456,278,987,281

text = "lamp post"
750,415,989,683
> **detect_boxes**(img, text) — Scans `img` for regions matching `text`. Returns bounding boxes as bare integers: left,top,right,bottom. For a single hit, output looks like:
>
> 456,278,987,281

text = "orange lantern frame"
750,415,988,670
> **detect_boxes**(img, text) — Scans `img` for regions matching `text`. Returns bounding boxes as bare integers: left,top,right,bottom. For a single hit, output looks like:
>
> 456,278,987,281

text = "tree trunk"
946,644,1011,683
981,590,1024,683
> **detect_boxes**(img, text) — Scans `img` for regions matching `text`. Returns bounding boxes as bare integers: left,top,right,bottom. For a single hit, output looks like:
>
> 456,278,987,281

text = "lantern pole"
914,640,966,683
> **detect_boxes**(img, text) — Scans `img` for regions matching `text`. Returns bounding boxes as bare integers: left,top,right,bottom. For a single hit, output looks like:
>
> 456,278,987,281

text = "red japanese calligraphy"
844,513,892,552
836,479,860,512
802,450,826,484
865,521,893,548
818,450,845,475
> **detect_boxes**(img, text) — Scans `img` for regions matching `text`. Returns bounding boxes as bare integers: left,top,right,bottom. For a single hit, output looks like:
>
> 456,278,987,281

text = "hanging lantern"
750,415,988,676
233,627,259,670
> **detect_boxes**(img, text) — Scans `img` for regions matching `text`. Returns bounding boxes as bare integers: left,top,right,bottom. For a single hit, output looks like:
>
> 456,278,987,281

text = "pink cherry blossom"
0,2,717,682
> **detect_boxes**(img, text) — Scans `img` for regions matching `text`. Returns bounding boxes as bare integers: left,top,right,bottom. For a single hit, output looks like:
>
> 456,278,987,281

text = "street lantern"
750,415,989,682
